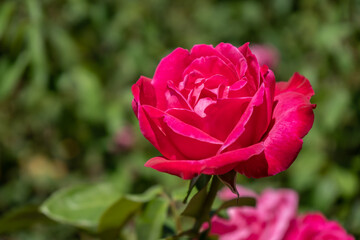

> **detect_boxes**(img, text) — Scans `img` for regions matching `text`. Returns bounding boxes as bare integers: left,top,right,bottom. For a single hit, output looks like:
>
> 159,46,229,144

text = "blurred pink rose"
250,44,280,69
284,213,355,240
114,126,135,151
206,186,298,240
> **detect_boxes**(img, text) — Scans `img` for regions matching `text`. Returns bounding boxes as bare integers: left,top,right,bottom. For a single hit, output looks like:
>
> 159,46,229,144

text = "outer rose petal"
276,72,314,99
235,93,315,178
144,142,264,179
152,48,191,110
143,105,222,160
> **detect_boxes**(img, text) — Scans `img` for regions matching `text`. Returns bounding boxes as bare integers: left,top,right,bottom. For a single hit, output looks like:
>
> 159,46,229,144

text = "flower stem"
192,175,221,235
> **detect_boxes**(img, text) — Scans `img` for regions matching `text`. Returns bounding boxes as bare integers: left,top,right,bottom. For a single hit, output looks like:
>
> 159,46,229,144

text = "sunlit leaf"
135,198,169,240
40,183,122,231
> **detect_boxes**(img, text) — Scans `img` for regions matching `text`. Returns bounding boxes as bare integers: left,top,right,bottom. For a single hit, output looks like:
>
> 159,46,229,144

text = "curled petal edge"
144,142,264,179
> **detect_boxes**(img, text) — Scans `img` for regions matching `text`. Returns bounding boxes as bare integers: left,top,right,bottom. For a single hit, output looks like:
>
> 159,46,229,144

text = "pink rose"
284,213,355,240
250,44,280,69
132,43,315,179
206,186,298,240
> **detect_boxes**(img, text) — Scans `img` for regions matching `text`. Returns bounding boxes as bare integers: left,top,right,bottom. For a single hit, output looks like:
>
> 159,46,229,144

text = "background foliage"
0,0,359,239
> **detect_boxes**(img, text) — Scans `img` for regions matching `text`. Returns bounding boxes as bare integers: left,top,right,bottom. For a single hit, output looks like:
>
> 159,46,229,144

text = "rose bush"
132,43,315,179
284,213,355,240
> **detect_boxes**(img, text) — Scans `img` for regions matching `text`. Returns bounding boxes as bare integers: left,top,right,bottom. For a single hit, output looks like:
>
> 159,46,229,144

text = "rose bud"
132,43,315,179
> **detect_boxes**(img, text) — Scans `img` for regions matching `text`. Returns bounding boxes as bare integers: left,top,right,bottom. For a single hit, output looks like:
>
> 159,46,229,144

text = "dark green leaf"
181,186,208,219
217,171,239,198
183,174,211,204
0,205,53,234
215,197,256,215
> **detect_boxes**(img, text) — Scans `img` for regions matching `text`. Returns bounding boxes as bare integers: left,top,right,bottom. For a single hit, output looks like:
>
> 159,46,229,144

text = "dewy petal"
152,48,191,109
143,105,222,160
275,72,314,100
144,142,264,179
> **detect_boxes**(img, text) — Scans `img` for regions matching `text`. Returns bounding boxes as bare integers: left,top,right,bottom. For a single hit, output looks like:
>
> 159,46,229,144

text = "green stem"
192,175,221,235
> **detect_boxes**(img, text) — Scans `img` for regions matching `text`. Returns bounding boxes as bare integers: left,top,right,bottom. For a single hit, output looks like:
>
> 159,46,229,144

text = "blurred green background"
0,0,359,239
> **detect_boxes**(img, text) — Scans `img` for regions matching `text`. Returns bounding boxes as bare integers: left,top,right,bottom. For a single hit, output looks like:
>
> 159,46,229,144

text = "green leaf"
135,198,169,240
98,186,163,237
217,171,238,198
0,205,53,234
0,1,15,40
183,174,211,204
40,183,122,231
181,186,208,219
0,51,29,100
215,197,256,215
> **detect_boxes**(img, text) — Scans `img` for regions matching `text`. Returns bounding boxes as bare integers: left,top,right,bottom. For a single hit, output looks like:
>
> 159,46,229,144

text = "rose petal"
139,105,189,160
132,76,156,111
190,44,233,67
216,43,248,80
183,56,236,84
144,142,264,179
153,48,191,109
220,84,266,152
166,81,192,110
265,93,315,176
204,97,251,141
275,72,314,100
194,97,216,117
239,43,260,92
143,105,223,160
225,68,275,151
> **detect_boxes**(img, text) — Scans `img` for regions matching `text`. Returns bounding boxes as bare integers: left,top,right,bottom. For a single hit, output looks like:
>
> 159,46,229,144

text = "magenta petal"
275,72,314,99
264,92,315,176
131,76,156,109
215,43,246,71
143,105,222,160
153,48,191,109
190,44,233,66
166,81,192,110
144,142,264,179
163,111,223,145
238,43,260,92
204,97,251,141
140,106,186,160
220,84,266,152
183,56,236,83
